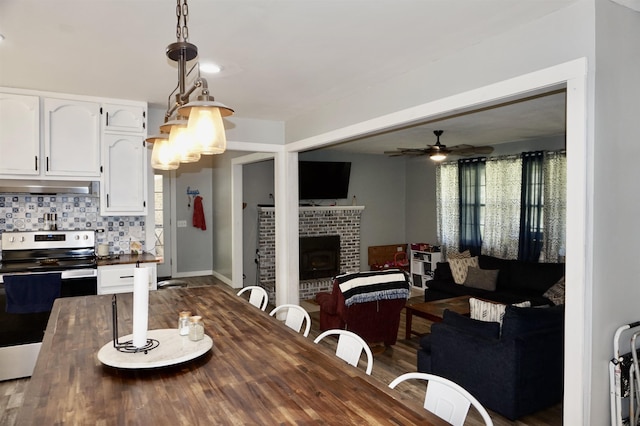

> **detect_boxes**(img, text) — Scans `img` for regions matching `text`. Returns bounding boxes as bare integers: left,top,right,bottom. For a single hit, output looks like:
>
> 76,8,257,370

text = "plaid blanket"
336,269,410,307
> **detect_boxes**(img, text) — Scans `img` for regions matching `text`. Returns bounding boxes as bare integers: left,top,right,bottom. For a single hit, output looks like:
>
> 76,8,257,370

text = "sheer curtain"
482,155,522,259
436,162,459,258
542,151,567,262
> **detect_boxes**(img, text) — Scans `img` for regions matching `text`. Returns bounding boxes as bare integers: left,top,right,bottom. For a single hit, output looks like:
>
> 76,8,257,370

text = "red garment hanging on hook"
192,196,206,230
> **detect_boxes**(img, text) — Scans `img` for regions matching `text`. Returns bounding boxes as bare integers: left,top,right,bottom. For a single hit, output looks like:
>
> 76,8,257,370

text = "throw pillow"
447,250,471,260
449,256,479,284
543,277,565,305
501,304,565,338
463,267,499,291
469,297,531,326
442,309,500,339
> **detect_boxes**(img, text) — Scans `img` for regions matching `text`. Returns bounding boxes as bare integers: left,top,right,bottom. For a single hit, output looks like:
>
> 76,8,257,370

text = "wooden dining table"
16,284,445,425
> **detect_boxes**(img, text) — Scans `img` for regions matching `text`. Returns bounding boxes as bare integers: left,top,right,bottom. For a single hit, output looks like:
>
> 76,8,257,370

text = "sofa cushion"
433,262,453,281
449,256,479,284
442,309,500,339
505,261,565,293
501,304,565,338
463,267,499,291
469,298,531,326
543,277,565,305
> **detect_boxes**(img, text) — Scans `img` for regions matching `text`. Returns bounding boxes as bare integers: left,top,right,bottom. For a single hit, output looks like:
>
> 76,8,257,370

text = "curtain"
436,162,460,258
542,151,567,262
482,155,522,259
458,158,485,256
518,151,545,262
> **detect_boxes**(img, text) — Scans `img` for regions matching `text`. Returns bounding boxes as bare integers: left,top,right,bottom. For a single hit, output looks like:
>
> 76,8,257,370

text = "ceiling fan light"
430,152,447,162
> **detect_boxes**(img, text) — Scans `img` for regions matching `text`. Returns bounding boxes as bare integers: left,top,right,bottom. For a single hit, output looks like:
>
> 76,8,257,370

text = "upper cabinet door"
44,98,101,177
101,133,147,216
103,103,146,134
0,93,40,176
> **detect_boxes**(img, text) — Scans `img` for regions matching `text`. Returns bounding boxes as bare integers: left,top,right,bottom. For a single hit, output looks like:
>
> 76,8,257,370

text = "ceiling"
0,1,573,154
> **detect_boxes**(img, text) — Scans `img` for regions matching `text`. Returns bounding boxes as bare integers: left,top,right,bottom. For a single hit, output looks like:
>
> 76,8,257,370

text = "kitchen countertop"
96,252,160,267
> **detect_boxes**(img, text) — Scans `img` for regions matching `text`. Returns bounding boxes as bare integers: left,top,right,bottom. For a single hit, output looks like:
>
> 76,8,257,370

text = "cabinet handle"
46,156,49,171
35,156,38,171
120,275,134,279
106,112,109,126
106,194,109,207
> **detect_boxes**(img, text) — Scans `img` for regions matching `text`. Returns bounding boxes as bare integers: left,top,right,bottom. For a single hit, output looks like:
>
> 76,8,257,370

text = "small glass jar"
188,315,204,341
178,311,191,336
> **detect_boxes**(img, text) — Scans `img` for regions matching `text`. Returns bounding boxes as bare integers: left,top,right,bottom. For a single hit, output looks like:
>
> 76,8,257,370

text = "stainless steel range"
0,230,98,381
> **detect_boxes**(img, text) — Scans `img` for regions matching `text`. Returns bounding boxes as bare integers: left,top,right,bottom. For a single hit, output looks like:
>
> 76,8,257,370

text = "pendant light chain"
176,0,189,42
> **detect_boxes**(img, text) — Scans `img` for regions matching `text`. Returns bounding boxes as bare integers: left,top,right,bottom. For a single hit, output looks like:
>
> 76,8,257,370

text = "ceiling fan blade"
384,148,429,157
448,144,495,156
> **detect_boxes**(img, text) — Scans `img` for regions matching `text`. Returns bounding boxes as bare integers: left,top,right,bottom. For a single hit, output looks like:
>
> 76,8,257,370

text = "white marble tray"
97,328,213,369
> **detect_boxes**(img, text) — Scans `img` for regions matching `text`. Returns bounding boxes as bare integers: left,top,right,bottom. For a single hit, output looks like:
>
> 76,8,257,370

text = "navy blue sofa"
417,304,565,420
425,254,565,306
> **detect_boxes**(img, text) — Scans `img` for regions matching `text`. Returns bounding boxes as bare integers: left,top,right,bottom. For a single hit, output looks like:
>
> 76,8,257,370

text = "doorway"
154,172,173,278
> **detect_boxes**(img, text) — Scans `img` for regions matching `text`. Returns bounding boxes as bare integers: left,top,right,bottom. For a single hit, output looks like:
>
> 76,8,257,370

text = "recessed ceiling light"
200,63,222,74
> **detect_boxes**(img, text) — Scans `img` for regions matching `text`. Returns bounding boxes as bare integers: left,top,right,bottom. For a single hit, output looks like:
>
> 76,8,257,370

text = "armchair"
315,269,410,346
417,304,564,420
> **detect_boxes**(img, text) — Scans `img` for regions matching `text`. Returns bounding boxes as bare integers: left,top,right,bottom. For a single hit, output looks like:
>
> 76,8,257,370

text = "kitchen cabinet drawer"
98,263,157,295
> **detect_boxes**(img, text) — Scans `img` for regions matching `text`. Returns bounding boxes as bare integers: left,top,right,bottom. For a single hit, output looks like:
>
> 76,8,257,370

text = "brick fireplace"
257,206,364,302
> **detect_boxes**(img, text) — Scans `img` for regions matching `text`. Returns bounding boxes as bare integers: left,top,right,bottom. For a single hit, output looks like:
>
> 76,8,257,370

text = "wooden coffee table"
405,296,471,339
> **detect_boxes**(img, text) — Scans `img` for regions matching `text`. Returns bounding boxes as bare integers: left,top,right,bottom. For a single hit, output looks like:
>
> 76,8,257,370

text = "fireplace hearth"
299,235,340,280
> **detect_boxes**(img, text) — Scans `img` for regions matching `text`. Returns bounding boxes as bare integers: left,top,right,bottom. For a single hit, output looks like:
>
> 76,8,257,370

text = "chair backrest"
269,304,311,337
313,329,373,375
388,372,493,426
236,286,268,311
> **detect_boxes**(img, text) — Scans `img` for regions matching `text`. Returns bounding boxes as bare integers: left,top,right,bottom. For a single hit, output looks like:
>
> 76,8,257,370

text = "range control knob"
75,235,80,240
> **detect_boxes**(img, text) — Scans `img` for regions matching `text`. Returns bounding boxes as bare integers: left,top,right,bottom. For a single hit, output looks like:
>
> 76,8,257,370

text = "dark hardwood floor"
0,276,562,425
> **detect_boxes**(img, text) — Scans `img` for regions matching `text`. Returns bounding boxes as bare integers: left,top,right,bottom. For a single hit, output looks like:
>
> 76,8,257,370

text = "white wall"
591,0,640,422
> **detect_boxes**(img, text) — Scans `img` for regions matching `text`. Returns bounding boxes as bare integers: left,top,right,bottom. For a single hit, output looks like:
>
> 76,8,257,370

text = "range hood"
0,180,97,195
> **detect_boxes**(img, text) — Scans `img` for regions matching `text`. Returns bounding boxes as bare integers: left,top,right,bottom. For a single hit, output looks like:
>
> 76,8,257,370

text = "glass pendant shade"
430,153,447,162
150,137,179,170
169,122,201,163
187,106,227,155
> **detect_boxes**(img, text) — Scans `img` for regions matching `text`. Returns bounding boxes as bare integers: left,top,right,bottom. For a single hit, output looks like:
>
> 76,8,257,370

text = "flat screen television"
299,161,351,200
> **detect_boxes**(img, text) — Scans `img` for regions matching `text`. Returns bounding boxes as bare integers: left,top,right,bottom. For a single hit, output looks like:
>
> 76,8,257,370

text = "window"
154,174,164,260
458,158,486,255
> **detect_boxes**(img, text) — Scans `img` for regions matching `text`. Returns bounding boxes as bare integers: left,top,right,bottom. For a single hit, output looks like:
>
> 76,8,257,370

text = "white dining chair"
236,286,268,311
269,304,311,337
313,329,373,375
389,372,494,426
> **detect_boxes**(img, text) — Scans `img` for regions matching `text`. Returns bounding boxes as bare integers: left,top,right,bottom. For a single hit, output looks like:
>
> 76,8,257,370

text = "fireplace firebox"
299,235,340,280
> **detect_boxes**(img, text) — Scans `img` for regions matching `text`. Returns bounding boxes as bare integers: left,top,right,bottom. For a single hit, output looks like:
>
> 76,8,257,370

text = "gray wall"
174,158,214,274
299,150,407,268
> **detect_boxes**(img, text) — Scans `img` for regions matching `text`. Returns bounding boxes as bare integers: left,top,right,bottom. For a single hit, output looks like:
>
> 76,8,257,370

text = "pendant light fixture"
146,0,234,170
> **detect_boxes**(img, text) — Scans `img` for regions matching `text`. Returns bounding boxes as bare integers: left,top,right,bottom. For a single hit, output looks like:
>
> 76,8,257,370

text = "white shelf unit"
410,250,442,289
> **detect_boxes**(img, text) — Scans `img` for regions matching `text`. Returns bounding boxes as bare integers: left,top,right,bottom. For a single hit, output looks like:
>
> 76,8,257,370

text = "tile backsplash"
0,194,147,254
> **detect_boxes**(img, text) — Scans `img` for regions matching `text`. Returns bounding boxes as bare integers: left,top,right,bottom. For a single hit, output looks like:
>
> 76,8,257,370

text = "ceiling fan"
384,130,494,161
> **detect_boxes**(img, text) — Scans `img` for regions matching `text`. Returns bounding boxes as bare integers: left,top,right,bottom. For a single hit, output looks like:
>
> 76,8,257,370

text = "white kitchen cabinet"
100,133,147,215
0,93,40,176
410,249,442,289
98,263,157,295
44,97,101,177
102,103,146,134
